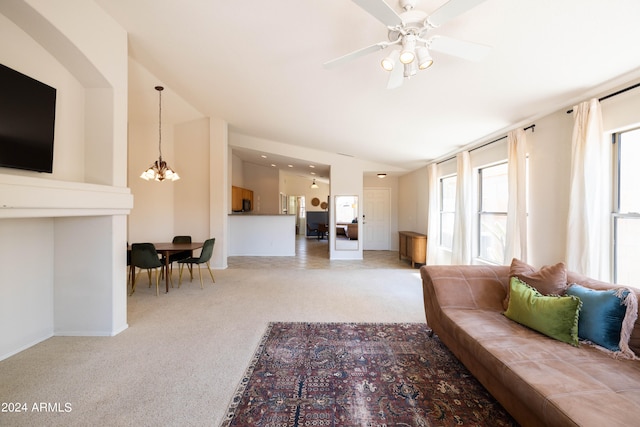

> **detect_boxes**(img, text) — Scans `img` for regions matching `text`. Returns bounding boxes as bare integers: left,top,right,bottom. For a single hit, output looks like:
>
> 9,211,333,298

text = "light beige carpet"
0,248,426,426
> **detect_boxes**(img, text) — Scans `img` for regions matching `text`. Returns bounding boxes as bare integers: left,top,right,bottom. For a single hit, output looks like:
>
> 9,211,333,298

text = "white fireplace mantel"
0,174,133,219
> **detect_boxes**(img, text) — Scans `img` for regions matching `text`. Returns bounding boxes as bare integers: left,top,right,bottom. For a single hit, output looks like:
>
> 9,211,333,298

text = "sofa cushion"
504,258,568,310
566,283,638,358
504,277,581,346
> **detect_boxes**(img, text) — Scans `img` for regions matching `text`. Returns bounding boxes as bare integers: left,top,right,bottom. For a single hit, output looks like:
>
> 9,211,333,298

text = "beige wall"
398,168,429,237
174,118,211,242
245,163,280,214
281,173,330,213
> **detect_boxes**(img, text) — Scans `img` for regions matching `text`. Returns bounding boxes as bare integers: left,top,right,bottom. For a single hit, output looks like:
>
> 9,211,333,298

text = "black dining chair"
178,238,216,289
126,242,131,287
162,235,192,278
130,243,165,296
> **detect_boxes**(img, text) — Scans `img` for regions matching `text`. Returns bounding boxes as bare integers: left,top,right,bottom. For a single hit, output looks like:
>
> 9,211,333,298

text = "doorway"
363,188,390,250
293,195,305,235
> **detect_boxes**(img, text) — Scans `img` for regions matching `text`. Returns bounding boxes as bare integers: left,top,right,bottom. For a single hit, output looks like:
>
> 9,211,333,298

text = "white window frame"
612,127,640,286
439,175,456,250
476,161,508,264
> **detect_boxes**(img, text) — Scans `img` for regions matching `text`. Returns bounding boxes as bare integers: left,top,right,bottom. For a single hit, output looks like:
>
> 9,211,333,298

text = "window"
440,175,456,250
477,162,508,264
613,128,640,287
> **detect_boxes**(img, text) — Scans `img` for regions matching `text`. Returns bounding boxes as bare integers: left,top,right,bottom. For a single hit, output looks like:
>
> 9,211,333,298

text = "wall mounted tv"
0,63,56,173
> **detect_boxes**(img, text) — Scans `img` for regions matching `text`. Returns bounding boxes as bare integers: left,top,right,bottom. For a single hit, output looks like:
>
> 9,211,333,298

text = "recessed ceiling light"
271,164,276,167
261,155,267,159
310,172,316,175
309,165,315,168
287,164,293,168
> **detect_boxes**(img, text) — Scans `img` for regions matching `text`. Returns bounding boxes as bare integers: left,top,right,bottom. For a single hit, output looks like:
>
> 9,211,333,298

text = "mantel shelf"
0,174,133,218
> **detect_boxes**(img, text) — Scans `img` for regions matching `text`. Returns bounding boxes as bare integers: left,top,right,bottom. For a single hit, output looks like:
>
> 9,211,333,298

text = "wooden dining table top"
152,242,203,252
127,242,203,251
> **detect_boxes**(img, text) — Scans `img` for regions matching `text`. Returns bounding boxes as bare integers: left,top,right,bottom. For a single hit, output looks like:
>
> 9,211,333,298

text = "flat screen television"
0,63,56,173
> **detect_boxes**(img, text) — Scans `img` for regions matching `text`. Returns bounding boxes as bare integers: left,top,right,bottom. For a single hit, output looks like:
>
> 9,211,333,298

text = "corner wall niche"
0,2,131,361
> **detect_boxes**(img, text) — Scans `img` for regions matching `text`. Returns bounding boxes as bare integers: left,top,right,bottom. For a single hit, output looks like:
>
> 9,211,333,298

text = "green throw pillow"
504,277,582,346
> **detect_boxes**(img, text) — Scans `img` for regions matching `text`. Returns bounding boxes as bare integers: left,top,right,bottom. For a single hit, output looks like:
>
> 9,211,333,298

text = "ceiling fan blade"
427,0,487,28
323,42,388,69
352,0,403,28
429,35,491,61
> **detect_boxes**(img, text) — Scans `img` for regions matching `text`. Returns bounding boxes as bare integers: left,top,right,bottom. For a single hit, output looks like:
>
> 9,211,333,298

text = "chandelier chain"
157,86,163,161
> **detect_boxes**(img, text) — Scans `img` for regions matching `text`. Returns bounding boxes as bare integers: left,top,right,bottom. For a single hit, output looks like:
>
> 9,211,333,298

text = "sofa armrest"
421,265,510,309
421,265,510,335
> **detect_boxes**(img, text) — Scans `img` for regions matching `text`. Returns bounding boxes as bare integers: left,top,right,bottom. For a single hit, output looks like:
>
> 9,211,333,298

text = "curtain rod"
566,81,640,114
436,124,535,164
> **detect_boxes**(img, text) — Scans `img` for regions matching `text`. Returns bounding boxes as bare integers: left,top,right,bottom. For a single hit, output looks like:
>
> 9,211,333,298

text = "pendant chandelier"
140,86,180,182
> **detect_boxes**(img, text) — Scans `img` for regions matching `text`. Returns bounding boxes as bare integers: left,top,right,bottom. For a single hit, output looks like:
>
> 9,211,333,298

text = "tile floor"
227,235,416,270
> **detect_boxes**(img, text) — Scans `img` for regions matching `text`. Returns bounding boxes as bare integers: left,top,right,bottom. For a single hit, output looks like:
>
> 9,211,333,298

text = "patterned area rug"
221,322,517,426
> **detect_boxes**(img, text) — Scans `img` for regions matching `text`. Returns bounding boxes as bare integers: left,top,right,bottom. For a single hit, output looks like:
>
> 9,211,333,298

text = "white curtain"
426,163,440,265
504,129,528,264
452,151,472,264
566,98,610,279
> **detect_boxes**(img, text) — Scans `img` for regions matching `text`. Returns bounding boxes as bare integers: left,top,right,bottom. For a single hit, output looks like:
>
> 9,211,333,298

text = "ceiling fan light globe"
381,57,395,71
400,34,417,64
419,59,433,70
381,49,399,71
399,51,415,64
416,46,433,69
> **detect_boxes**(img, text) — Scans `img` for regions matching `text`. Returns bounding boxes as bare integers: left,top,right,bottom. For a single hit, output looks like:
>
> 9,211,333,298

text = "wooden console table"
399,231,427,268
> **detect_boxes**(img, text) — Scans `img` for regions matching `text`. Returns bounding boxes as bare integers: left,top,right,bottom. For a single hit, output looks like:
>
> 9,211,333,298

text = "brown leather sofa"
346,223,358,240
336,223,358,240
420,265,640,427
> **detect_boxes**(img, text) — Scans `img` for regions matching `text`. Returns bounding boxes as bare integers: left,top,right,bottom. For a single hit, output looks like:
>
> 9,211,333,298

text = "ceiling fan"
323,0,491,89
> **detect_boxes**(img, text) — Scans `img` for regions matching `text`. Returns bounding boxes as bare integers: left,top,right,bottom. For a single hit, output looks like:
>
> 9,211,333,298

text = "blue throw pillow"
566,284,637,357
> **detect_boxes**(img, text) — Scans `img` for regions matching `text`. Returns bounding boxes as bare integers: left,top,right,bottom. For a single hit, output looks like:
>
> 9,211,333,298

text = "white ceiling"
96,0,640,175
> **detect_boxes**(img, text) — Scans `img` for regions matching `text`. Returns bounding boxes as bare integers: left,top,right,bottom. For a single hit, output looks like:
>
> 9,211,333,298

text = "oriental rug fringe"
221,322,517,427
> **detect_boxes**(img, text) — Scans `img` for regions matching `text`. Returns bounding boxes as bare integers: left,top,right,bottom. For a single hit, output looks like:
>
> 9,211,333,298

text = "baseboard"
0,332,53,362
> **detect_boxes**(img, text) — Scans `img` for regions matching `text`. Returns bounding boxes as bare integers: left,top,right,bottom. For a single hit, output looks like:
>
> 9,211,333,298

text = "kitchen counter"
228,214,296,256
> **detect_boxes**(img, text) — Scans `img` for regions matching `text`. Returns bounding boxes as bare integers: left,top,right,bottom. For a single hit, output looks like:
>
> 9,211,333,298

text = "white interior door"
363,188,390,250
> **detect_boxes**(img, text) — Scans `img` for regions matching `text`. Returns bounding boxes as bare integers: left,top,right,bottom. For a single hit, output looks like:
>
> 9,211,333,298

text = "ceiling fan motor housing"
388,9,429,42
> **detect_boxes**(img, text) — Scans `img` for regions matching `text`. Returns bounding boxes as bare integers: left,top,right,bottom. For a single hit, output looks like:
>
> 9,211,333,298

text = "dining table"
129,242,204,293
